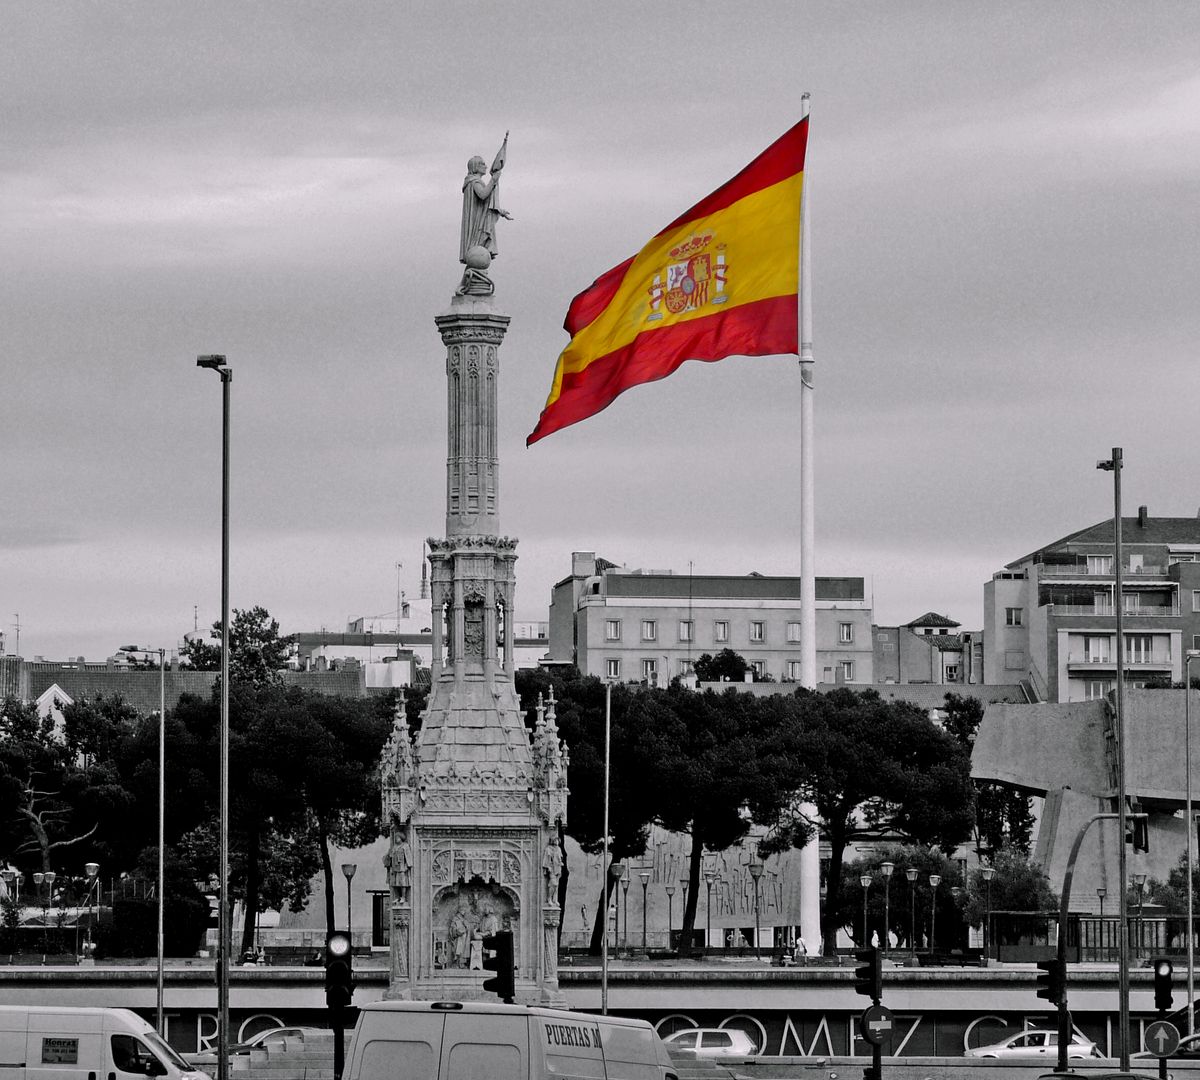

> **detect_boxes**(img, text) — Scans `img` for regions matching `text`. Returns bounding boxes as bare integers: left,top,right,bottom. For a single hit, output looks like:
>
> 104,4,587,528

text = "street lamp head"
341,863,357,881
860,874,872,889
704,872,715,885
1133,872,1147,888
1096,887,1107,899
749,860,763,882
880,861,894,878
608,861,625,882
980,866,995,882
664,884,676,897
196,354,228,371
905,867,919,883
85,863,99,879
33,873,43,886
639,871,650,885
929,874,941,887
44,872,55,886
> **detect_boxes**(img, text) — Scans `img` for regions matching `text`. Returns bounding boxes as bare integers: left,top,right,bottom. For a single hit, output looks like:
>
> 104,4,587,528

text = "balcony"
1038,563,1169,580
1066,653,1173,669
1050,602,1179,617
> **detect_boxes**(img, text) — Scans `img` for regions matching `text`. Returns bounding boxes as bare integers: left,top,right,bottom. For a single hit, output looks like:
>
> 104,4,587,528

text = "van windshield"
143,1032,190,1071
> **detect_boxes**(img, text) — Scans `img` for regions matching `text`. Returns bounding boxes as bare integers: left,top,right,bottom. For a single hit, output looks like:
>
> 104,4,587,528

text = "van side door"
349,1013,444,1080
439,1014,527,1080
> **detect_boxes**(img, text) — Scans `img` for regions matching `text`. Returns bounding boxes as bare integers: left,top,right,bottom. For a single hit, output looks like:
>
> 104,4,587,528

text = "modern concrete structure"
377,289,567,1003
548,552,873,685
983,508,1200,702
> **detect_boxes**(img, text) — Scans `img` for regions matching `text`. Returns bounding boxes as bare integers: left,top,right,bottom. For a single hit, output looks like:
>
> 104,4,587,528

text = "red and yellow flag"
526,117,808,446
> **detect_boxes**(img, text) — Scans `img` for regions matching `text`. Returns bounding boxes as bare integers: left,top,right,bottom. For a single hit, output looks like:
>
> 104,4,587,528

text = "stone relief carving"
433,883,516,969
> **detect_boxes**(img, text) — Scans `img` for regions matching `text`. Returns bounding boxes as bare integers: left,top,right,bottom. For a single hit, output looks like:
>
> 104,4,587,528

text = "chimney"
1138,505,1148,528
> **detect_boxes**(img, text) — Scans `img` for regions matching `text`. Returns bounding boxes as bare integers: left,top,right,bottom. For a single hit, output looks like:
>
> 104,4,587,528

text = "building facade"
548,552,873,685
983,507,1200,702
872,612,984,686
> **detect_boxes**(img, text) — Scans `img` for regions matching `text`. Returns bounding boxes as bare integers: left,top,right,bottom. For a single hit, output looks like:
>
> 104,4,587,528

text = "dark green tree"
179,606,295,684
692,649,750,684
961,847,1058,948
759,688,976,955
842,845,964,950
942,693,1035,855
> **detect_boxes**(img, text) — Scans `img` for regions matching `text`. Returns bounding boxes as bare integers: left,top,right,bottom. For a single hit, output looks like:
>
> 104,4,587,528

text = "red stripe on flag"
560,118,807,339
527,294,796,446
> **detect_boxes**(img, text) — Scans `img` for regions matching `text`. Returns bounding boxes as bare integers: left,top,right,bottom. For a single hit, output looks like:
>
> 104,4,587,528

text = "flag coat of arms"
527,117,808,445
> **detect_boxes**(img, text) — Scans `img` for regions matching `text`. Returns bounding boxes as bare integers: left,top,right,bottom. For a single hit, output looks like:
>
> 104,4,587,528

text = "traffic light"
854,946,882,1001
482,930,515,1003
324,930,354,1008
1155,957,1174,1013
1035,957,1065,1006
1126,808,1150,853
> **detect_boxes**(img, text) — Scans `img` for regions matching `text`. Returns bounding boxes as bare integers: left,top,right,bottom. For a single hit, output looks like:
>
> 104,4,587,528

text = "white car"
184,1027,330,1067
662,1028,758,1057
966,1030,1101,1059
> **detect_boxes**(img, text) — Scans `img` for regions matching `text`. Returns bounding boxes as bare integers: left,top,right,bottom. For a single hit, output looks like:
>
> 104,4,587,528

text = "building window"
641,620,657,641
822,666,833,682
1084,635,1111,663
1194,634,1200,652
605,658,621,679
605,619,621,641
839,660,855,682
372,892,391,947
1086,679,1114,700
1124,634,1155,663
1087,554,1113,575
750,660,765,679
945,664,959,681
786,660,802,681
750,621,765,642
787,622,801,643
714,620,729,643
679,658,694,677
1193,590,1200,613
1094,591,1114,614
642,657,657,682
678,620,693,642
1005,607,1023,626
1123,593,1140,614
839,622,854,644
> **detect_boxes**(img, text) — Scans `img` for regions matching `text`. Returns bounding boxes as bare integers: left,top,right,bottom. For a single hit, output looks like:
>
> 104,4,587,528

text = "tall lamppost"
33,873,45,954
603,861,622,1014
981,865,995,961
639,871,650,951
1185,649,1200,1035
1133,872,1147,960
44,872,55,954
620,868,630,953
197,352,232,1080
880,861,894,956
601,681,613,1013
860,874,872,946
153,646,165,1033
705,872,716,950
341,864,357,947
665,885,676,951
928,874,941,956
750,859,764,959
906,868,919,957
84,862,100,953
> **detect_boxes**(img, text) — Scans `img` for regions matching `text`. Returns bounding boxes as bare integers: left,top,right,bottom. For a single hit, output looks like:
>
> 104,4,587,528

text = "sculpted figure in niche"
542,839,563,905
386,833,412,904
448,901,472,968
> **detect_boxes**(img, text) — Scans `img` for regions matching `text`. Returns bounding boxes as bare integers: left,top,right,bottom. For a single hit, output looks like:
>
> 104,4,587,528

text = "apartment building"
872,612,984,685
983,507,1200,701
547,552,873,685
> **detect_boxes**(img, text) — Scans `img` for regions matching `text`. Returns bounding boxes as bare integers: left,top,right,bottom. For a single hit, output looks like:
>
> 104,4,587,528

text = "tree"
760,688,976,955
179,606,295,684
692,649,750,684
942,693,1035,855
630,686,799,957
961,847,1058,945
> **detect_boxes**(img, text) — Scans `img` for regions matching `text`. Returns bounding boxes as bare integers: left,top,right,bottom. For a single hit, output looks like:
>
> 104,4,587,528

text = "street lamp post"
929,874,942,957
981,866,995,961
620,868,630,953
906,868,919,957
705,873,716,951
603,861,623,1013
1185,649,1200,1035
33,873,45,955
84,862,100,954
880,862,894,957
639,871,650,951
197,352,232,1080
601,681,612,1012
154,646,165,1033
341,864,357,949
860,874,872,946
750,859,764,960
664,885,676,951
1097,886,1106,918
1133,872,1147,960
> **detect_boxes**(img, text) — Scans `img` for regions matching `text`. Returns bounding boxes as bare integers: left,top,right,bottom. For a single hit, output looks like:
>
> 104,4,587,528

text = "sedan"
965,1030,1101,1059
662,1028,758,1057
184,1027,329,1067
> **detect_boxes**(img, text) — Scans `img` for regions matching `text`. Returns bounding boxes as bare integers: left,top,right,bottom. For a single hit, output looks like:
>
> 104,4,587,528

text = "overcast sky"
3,2,1199,662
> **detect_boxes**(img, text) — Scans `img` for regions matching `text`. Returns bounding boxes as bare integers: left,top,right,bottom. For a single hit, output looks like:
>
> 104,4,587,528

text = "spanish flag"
526,117,808,446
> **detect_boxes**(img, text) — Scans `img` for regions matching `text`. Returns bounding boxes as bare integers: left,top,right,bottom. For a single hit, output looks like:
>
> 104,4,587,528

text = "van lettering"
545,1024,600,1049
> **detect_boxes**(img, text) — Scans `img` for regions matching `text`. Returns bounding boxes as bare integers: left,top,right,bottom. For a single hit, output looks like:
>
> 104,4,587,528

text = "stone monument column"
379,139,567,1004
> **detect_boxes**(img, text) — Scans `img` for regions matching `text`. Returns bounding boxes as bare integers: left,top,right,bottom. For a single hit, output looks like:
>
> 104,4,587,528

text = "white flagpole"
796,92,822,955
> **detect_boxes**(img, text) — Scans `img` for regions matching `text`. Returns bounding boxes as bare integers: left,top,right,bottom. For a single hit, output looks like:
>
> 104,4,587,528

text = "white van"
0,1006,208,1080
346,1001,678,1080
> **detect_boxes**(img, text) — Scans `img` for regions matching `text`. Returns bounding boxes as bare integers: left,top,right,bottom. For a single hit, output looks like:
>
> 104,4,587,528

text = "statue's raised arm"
457,133,512,296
